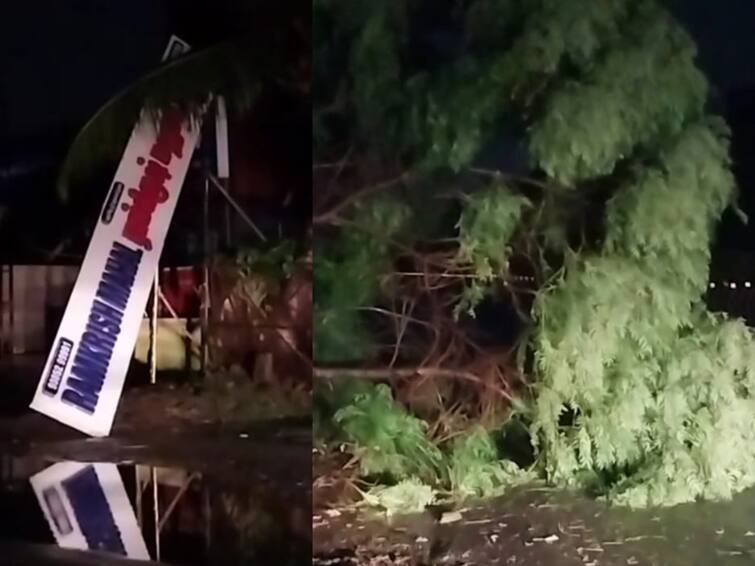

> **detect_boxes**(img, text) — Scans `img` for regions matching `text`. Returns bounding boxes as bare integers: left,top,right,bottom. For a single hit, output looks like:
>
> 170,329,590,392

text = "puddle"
0,453,311,565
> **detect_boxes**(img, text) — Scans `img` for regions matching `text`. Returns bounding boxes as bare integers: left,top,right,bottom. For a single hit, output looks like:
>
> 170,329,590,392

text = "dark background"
0,0,309,264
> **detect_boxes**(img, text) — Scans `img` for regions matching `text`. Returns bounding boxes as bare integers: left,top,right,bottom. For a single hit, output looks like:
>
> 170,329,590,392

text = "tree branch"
313,366,513,401
468,167,565,192
314,172,412,225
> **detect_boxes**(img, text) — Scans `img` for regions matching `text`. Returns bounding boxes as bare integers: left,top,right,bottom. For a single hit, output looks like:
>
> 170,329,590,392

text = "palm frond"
59,29,307,200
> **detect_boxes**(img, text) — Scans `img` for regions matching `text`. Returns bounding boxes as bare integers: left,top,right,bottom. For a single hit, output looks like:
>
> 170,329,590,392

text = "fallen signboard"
29,100,202,436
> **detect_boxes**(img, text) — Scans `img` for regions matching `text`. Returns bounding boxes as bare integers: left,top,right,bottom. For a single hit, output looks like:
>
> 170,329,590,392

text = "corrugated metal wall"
0,265,78,354
0,265,201,358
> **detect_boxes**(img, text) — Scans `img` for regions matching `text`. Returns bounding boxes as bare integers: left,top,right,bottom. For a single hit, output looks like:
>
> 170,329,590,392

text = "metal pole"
9,266,13,355
136,466,142,528
204,488,211,554
225,199,232,248
201,175,210,376
150,269,158,385
207,173,266,242
158,472,198,532
152,466,160,561
0,266,5,356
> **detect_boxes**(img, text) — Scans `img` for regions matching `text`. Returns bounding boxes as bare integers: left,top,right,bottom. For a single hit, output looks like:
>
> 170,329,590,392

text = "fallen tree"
314,0,755,509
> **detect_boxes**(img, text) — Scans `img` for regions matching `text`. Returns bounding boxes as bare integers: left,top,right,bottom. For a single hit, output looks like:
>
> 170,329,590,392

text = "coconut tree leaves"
59,14,307,200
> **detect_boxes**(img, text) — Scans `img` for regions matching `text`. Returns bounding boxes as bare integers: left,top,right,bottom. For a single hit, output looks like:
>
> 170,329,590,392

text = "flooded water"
0,453,311,565
314,484,755,565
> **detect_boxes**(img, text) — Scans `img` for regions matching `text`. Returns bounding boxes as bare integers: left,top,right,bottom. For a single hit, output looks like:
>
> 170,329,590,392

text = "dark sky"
668,0,755,94
670,0,755,110
0,0,266,262
0,1,172,141
0,0,254,144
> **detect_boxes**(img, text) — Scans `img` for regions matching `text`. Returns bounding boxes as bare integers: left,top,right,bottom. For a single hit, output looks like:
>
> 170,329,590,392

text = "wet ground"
1,449,311,565
0,418,312,565
0,356,312,565
313,482,755,565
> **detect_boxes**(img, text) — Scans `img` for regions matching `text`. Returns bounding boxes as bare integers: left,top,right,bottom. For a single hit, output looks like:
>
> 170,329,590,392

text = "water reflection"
1,455,311,565
32,462,149,559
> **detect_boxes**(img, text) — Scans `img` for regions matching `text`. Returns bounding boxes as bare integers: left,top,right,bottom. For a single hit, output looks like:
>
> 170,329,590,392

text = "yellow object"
133,318,201,371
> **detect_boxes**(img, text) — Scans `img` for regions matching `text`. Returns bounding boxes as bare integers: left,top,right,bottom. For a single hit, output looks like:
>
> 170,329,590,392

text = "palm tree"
57,0,309,200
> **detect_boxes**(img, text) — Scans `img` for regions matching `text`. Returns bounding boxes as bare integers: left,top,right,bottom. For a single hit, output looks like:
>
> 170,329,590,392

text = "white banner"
30,461,150,560
30,107,202,436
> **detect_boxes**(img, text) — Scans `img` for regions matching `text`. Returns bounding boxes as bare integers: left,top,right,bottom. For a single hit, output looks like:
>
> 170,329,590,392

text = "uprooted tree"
313,0,755,509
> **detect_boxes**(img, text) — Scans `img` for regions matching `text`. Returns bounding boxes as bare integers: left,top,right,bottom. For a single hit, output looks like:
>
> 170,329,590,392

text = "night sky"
0,1,183,143
0,0,271,262
0,0,258,143
667,1,755,94
0,2,184,261
0,2,750,137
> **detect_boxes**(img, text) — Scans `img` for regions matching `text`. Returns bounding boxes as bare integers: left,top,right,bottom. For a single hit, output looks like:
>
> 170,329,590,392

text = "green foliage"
416,59,503,171
530,120,747,507
603,313,755,507
488,0,631,88
314,378,375,443
448,427,534,497
349,4,409,151
320,381,532,512
416,0,633,171
316,0,755,510
456,184,529,316
604,120,734,294
219,240,301,314
333,382,444,482
314,308,375,364
314,0,414,156
316,0,632,169
61,7,306,198
235,240,298,280
529,2,706,184
362,479,437,517
314,196,412,362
